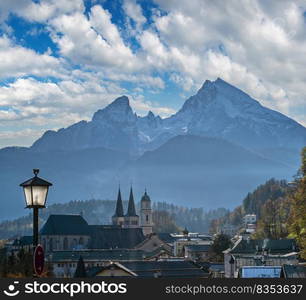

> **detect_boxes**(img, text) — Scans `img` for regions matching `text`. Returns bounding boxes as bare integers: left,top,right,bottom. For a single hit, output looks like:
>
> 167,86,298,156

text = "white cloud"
49,6,142,72
150,0,306,122
0,128,45,148
0,36,65,78
0,0,306,148
123,0,146,31
0,76,173,132
0,0,84,23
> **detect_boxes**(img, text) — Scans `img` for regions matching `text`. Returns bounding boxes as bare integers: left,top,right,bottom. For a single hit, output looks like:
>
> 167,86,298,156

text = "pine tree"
74,256,86,278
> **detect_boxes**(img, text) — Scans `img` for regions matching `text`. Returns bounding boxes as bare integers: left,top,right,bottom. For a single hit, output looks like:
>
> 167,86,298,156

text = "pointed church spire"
113,186,124,217
126,186,137,216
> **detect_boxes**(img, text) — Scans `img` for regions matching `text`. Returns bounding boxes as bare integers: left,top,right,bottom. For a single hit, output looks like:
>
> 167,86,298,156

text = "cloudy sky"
0,0,306,148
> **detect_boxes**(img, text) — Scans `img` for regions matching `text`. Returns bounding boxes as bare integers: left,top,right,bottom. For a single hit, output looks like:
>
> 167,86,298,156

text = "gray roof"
282,264,306,278
13,236,33,246
197,262,224,272
40,214,146,249
119,261,209,278
40,214,90,235
87,263,137,277
157,233,176,244
51,249,146,262
88,226,145,249
185,244,211,252
228,238,297,254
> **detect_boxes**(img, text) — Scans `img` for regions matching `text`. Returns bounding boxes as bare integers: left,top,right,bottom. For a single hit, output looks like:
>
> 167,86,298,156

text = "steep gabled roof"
87,262,138,277
40,214,90,235
13,236,33,246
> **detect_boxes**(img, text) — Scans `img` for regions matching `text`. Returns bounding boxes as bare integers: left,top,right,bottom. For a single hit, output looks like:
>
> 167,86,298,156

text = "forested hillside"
210,147,306,258
0,200,228,239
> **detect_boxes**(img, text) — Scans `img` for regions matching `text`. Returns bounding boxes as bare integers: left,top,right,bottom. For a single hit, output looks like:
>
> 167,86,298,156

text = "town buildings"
224,237,299,278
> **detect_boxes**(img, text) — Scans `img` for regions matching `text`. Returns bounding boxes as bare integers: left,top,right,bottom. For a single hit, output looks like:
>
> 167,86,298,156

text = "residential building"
184,244,211,261
224,238,299,278
173,232,212,257
243,214,257,225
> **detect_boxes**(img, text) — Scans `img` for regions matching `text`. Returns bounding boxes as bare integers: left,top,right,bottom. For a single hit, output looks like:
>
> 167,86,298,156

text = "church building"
112,187,153,235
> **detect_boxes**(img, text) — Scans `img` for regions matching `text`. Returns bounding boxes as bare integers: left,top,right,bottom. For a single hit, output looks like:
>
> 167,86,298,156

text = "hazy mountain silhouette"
1,78,305,220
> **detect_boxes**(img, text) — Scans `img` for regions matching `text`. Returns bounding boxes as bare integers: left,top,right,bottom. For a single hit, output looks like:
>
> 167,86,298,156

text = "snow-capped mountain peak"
31,78,306,163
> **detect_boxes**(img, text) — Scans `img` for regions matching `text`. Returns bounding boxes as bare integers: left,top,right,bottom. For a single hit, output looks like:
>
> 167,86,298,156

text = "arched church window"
72,238,77,249
63,237,68,250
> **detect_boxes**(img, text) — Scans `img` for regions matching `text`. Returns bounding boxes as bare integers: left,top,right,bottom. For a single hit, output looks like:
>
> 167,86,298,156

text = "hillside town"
1,185,305,279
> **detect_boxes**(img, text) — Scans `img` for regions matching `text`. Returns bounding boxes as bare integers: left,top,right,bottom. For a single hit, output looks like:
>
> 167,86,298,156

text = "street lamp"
20,169,52,248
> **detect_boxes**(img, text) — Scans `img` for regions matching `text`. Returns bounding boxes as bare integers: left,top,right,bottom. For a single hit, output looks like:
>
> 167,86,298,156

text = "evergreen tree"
74,256,86,278
210,233,231,262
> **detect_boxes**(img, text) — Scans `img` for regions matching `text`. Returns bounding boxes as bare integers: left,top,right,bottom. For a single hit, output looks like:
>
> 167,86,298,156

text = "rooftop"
185,244,211,252
281,264,306,278
225,238,298,255
88,226,145,249
50,249,146,261
87,260,209,278
12,235,33,246
40,214,90,235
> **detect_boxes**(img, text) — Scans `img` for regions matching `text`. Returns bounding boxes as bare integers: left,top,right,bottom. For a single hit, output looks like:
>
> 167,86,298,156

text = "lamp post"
20,169,52,249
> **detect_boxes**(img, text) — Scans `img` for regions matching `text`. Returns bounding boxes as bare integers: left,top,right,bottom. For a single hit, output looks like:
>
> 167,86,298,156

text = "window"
72,238,77,249
63,237,68,250
49,238,53,252
146,215,149,222
79,237,84,245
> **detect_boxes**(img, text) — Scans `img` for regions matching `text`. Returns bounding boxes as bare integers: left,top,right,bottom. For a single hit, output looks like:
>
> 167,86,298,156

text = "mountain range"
1,78,305,220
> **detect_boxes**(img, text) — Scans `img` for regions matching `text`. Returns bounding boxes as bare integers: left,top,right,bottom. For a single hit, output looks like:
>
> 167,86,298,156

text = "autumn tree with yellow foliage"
288,147,306,259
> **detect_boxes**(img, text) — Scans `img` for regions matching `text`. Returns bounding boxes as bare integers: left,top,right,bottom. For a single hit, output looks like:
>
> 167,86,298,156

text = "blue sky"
0,0,306,148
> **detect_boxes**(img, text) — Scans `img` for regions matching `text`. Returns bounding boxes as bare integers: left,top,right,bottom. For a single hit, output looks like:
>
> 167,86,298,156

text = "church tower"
140,190,153,235
124,186,139,228
112,187,124,226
